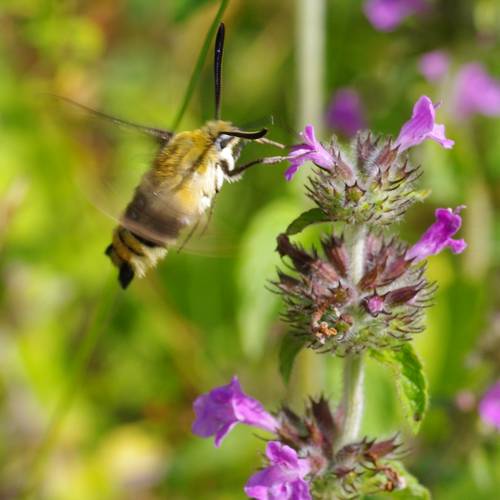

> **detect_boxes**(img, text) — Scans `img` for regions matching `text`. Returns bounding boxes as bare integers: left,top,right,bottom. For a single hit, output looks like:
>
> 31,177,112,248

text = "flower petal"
406,206,466,262
479,381,500,429
192,376,277,446
396,95,454,151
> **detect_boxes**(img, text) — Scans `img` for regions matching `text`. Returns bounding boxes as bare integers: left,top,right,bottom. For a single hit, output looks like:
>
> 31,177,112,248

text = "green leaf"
171,0,214,22
237,199,300,358
279,332,305,384
285,207,329,236
370,344,428,433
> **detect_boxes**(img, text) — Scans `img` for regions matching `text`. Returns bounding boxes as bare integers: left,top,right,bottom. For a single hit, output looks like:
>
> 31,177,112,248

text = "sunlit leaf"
279,332,305,384
370,344,428,433
237,199,299,358
285,207,329,236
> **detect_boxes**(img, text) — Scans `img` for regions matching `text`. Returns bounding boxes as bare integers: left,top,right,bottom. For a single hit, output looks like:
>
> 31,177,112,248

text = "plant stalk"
339,225,366,446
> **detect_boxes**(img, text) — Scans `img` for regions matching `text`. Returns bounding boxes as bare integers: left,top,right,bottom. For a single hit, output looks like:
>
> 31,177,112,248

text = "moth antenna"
214,22,225,120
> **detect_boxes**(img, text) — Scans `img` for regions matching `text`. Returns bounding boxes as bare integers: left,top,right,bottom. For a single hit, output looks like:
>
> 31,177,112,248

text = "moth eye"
215,134,232,151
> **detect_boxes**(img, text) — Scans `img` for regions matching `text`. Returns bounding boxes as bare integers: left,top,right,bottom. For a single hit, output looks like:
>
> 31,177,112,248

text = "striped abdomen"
105,185,189,289
105,226,168,288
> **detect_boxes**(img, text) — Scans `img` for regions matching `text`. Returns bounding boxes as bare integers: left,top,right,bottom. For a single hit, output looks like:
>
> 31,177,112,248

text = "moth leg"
176,219,200,254
225,155,289,178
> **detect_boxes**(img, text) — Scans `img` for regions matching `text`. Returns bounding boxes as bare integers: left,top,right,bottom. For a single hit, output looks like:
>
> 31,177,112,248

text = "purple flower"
452,63,500,120
395,95,454,152
419,50,450,82
192,376,278,447
406,206,467,262
244,441,312,500
363,0,427,32
365,295,385,316
285,125,334,181
479,381,500,429
326,88,366,138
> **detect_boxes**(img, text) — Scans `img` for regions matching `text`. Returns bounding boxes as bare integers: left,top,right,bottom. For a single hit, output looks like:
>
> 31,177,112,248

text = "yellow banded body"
105,120,242,288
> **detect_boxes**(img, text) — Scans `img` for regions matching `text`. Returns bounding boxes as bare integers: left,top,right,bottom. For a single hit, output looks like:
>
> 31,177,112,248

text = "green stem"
21,279,118,499
170,0,230,131
339,225,366,446
340,353,364,445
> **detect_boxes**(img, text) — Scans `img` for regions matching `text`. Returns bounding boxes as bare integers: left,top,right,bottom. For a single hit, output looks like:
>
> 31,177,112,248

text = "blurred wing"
52,98,235,256
51,95,173,144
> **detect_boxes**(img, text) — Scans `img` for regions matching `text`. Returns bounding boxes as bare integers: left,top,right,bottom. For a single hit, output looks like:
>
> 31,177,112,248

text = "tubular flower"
479,381,500,430
452,63,500,120
244,442,312,500
363,0,427,32
285,125,335,181
326,88,366,138
395,96,454,151
192,376,278,447
419,50,450,82
406,206,467,262
193,388,409,498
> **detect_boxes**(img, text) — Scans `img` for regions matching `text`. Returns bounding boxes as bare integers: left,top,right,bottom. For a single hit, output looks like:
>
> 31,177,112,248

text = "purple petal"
285,124,334,181
244,442,311,500
365,295,385,316
395,95,454,152
406,206,467,262
479,381,500,429
419,50,450,82
192,376,277,446
326,88,366,138
364,0,427,32
452,63,500,120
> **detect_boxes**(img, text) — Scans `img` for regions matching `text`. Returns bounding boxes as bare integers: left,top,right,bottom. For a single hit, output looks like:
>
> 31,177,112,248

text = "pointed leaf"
279,332,306,384
370,344,428,433
285,207,329,236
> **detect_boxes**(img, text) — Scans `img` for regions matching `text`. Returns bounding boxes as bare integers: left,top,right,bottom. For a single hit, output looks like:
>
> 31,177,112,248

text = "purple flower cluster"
364,0,427,32
192,377,312,499
286,95,453,181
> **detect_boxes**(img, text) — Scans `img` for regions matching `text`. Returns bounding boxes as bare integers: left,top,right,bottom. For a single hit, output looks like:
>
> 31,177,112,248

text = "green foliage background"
0,0,499,498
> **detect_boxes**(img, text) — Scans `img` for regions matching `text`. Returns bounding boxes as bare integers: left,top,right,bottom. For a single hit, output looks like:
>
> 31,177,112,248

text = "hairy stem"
339,225,366,445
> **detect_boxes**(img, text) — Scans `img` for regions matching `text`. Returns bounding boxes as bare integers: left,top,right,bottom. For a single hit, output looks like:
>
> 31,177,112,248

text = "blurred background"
1,0,499,498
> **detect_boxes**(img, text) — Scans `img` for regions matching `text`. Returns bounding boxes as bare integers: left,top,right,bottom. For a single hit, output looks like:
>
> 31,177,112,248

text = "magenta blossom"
406,206,467,262
364,0,427,32
244,441,312,500
395,95,454,152
419,50,450,82
479,381,500,430
452,63,500,120
326,88,366,138
192,376,278,447
285,125,334,181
